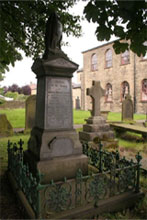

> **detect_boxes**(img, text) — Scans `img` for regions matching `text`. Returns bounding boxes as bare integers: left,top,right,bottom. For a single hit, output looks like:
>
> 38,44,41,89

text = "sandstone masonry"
77,40,147,114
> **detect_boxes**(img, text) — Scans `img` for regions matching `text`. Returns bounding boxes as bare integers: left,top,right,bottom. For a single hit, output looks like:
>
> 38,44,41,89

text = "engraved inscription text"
45,77,72,129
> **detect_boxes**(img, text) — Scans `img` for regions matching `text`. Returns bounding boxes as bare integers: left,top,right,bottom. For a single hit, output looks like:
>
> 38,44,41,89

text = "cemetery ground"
0,109,147,219
0,108,146,127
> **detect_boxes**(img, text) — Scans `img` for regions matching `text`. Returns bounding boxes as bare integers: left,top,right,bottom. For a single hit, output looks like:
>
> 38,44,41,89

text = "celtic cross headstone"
87,81,105,117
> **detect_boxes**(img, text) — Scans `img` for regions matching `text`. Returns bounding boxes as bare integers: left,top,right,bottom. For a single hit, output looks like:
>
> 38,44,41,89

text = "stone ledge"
54,191,144,219
79,130,114,142
24,151,88,184
83,124,110,132
85,116,106,124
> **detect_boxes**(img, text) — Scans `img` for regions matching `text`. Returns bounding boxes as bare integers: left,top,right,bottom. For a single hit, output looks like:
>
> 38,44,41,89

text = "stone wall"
80,41,147,114
135,56,147,113
0,101,25,109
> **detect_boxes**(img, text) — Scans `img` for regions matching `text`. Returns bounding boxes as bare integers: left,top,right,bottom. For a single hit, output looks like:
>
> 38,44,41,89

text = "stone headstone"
122,94,134,121
25,95,36,130
75,96,81,109
87,81,105,117
79,81,115,142
0,114,13,137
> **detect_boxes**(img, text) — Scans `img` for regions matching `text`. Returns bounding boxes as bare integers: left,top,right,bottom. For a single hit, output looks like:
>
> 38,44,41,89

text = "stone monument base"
24,151,88,184
79,116,115,142
28,127,85,159
24,126,88,184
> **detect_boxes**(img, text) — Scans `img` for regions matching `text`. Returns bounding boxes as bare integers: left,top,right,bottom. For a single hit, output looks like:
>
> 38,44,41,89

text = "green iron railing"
7,140,43,218
7,139,142,219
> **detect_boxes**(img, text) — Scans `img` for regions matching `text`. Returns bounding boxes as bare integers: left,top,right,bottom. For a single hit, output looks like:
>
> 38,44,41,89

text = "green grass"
0,108,25,128
107,112,121,121
0,134,30,148
0,108,146,128
118,138,145,151
108,112,146,121
0,134,30,175
73,109,90,124
0,133,30,157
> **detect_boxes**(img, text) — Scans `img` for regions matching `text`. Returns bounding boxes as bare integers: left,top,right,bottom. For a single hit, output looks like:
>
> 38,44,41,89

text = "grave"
0,114,13,137
79,81,115,143
24,12,88,184
25,95,36,131
122,94,134,121
75,96,81,109
7,12,144,219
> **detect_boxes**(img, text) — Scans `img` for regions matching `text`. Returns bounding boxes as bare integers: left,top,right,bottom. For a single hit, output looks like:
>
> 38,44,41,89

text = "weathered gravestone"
0,114,13,137
79,81,114,142
25,95,36,131
24,12,88,184
122,94,134,121
75,96,81,109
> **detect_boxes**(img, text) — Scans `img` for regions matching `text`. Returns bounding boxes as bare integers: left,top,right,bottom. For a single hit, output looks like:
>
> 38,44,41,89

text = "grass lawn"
0,108,25,128
0,108,146,128
0,134,30,176
108,111,146,121
73,109,90,124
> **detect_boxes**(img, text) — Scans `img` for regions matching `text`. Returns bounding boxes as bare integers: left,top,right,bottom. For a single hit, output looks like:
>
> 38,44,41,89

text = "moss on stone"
0,114,13,137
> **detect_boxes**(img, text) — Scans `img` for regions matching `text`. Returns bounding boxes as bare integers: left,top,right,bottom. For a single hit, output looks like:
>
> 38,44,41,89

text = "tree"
8,84,19,93
0,72,4,81
0,0,146,75
21,85,31,95
84,0,147,55
0,0,81,73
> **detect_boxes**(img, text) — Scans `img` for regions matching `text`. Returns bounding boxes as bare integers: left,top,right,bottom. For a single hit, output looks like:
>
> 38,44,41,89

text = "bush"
21,85,31,95
0,98,5,105
5,91,19,100
16,94,28,101
7,84,19,93
0,88,5,95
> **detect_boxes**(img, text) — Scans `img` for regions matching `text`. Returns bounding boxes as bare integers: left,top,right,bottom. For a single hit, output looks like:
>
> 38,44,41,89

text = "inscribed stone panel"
45,77,72,130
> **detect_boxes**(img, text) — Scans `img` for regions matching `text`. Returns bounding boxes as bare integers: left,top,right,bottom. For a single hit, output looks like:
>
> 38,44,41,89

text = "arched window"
142,51,147,60
105,83,113,102
121,50,130,65
121,81,130,100
142,79,147,101
105,49,112,68
91,53,97,71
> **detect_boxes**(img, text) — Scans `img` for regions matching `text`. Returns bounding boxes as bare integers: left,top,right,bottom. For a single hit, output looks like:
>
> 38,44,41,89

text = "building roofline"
82,39,119,54
77,68,83,73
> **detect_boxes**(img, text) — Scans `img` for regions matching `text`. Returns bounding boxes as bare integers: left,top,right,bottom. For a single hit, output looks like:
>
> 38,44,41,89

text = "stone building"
30,82,37,95
77,40,147,114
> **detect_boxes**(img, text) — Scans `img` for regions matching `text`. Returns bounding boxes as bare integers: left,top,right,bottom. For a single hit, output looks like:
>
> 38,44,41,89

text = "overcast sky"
0,1,114,87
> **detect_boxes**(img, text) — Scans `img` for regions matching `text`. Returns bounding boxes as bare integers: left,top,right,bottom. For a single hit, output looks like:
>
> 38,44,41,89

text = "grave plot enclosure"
7,11,144,219
7,140,144,219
